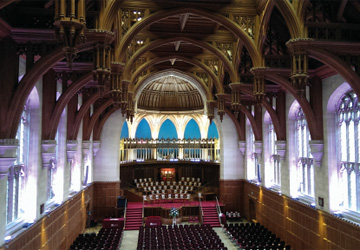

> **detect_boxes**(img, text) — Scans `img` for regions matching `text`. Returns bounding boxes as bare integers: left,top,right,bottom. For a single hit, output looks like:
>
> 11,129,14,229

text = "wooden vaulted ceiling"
1,0,360,141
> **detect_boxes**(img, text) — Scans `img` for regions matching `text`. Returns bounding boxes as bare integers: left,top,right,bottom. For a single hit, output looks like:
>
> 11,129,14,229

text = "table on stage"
102,218,124,229
145,216,162,226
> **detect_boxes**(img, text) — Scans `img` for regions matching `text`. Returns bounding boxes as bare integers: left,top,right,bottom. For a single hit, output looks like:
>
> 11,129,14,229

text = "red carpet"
124,206,143,230
202,206,221,227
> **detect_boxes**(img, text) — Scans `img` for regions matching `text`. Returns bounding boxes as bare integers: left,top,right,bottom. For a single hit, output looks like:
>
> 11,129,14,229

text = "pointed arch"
184,119,201,139
120,121,129,139
124,36,236,84
135,118,152,139
112,7,260,66
159,119,178,139
207,121,219,139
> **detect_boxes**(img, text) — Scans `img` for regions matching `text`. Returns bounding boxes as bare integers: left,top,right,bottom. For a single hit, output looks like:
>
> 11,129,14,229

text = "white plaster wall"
55,108,67,204
322,75,348,212
215,110,244,180
26,100,42,221
35,78,50,220
94,110,126,181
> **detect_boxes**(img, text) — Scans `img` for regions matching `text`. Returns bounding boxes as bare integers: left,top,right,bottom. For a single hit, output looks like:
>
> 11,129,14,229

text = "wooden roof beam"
180,14,190,31
337,0,348,22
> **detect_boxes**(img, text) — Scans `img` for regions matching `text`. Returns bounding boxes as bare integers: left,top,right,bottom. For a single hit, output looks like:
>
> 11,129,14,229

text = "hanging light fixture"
126,93,135,123
229,82,242,118
207,101,215,124
111,63,125,108
286,39,312,97
216,94,226,122
250,67,266,106
54,0,86,68
290,51,309,97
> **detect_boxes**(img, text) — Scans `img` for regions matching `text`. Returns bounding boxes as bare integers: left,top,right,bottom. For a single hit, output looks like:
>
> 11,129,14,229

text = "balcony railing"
119,138,220,162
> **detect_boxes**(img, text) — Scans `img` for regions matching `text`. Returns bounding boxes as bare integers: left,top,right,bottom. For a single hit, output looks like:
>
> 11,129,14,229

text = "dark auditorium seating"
224,222,291,250
137,224,227,250
68,227,123,250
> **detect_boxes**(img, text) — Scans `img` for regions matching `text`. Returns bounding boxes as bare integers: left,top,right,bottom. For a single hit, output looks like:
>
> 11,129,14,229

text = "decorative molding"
309,140,324,167
238,140,246,155
0,158,17,179
42,140,56,168
254,141,262,155
66,140,78,162
0,139,18,158
82,141,91,159
275,140,286,160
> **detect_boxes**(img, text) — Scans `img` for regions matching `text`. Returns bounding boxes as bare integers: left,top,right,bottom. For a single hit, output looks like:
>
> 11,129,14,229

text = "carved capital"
254,141,262,155
0,158,17,179
93,141,101,156
42,140,56,168
82,141,91,159
309,140,324,167
0,139,19,158
66,140,78,162
238,140,246,156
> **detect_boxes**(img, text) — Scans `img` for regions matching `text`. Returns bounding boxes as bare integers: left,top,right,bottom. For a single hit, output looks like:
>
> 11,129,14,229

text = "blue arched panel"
184,119,201,139
120,121,129,139
135,119,152,139
159,119,178,139
207,122,219,139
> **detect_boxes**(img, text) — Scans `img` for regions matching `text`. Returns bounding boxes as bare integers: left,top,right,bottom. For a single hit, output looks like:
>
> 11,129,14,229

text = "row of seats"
135,177,200,183
224,222,291,250
137,224,227,250
143,193,191,203
68,228,123,250
225,211,241,220
139,185,196,194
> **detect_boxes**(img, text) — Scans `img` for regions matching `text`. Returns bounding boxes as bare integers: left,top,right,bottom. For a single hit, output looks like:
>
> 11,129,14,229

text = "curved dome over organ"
137,75,203,112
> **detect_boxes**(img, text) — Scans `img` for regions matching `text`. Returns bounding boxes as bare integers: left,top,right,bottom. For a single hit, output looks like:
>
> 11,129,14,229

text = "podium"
102,218,124,229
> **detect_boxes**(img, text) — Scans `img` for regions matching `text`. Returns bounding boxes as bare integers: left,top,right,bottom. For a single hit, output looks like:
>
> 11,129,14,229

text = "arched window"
295,107,314,198
7,107,27,225
338,91,360,211
269,122,280,187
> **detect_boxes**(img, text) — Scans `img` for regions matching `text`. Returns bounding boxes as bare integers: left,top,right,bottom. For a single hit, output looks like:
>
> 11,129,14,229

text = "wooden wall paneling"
4,185,93,250
93,182,120,220
242,181,360,250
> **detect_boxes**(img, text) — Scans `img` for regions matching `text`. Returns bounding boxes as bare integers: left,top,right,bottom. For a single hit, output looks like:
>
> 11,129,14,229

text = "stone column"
276,140,288,195
0,139,18,246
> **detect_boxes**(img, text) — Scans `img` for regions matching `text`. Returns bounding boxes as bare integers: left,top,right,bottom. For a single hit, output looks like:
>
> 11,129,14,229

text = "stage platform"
127,200,224,209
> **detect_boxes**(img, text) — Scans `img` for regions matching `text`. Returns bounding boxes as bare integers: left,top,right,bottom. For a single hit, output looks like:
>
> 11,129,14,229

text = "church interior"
1,0,360,249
